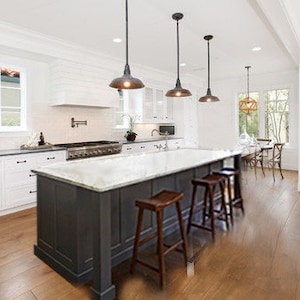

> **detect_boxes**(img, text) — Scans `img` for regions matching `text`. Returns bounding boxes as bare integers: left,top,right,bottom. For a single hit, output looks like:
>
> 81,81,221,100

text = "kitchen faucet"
151,129,169,150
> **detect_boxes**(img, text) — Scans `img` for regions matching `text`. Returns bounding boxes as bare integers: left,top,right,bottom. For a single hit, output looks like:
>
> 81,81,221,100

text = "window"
0,66,26,131
265,89,289,143
238,88,289,143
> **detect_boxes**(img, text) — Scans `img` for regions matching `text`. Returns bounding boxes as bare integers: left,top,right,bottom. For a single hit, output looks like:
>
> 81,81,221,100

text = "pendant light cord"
125,0,129,73
246,66,250,98
176,18,180,82
207,39,210,90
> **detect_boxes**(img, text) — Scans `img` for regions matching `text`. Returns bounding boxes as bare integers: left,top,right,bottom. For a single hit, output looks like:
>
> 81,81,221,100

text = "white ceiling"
0,0,299,80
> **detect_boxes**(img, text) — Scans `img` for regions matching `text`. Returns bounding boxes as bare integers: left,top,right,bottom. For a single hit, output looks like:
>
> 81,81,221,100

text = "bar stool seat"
130,190,188,288
187,174,229,240
213,167,244,225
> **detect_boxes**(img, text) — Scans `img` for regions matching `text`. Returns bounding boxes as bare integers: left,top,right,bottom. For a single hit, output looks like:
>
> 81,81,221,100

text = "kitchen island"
32,148,242,300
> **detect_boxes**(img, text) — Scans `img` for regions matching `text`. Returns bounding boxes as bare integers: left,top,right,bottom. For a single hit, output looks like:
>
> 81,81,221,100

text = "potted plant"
123,114,138,141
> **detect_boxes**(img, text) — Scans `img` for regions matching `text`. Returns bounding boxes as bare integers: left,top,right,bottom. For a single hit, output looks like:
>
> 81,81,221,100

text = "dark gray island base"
33,149,242,300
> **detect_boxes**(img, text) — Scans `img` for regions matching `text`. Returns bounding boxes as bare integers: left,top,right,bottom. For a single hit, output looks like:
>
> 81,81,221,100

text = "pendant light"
166,13,192,98
109,0,144,89
199,35,220,102
239,66,257,114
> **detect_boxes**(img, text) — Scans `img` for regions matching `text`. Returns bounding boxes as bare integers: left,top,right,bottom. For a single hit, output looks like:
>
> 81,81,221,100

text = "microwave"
159,125,175,135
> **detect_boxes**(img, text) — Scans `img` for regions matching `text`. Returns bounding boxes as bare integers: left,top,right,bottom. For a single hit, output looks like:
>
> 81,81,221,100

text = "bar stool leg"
187,184,197,234
226,177,234,225
176,201,188,264
202,187,209,225
219,180,229,230
156,210,165,288
208,186,215,241
130,207,144,273
236,174,245,214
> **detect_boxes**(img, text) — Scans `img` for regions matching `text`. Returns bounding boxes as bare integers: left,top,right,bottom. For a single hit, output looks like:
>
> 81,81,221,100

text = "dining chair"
254,138,273,176
255,142,284,181
242,138,271,170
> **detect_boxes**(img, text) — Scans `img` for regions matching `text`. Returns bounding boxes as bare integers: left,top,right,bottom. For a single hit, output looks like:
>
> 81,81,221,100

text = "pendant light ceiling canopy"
109,0,144,90
239,66,257,114
199,35,220,102
165,13,192,98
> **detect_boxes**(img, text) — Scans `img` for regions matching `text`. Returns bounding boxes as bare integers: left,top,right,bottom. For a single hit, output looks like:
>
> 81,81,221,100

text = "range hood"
49,59,119,108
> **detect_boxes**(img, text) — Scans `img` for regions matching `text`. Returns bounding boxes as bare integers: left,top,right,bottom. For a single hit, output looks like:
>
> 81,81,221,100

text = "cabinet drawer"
4,170,36,187
36,151,66,166
4,155,36,170
4,184,36,209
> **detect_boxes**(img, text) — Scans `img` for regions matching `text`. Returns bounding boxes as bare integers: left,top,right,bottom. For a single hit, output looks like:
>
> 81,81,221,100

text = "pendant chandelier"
199,35,220,102
165,13,192,98
239,66,257,114
109,0,144,90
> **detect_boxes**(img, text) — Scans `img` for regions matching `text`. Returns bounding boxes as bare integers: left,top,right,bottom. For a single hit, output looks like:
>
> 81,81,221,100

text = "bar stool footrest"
163,240,184,256
135,259,160,274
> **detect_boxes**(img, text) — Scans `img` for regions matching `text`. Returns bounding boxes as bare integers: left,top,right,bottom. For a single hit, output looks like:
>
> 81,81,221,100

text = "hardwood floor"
1,168,299,299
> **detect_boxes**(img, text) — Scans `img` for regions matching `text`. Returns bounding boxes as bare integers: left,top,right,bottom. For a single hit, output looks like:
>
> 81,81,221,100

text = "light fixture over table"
109,0,144,90
239,66,257,114
165,13,192,98
199,35,220,102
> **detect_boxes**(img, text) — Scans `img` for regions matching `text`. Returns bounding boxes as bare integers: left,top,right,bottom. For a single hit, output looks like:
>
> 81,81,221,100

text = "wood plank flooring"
0,168,299,299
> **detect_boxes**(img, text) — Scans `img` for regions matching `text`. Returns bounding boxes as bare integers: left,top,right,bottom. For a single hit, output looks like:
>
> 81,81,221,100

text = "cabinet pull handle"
29,174,36,177
17,160,27,164
29,190,37,194
47,157,56,160
140,146,145,149
126,147,132,150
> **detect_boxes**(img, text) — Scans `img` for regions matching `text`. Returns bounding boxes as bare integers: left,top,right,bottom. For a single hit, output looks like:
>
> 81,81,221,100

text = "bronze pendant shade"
110,0,144,90
166,13,192,98
199,35,220,102
239,66,257,114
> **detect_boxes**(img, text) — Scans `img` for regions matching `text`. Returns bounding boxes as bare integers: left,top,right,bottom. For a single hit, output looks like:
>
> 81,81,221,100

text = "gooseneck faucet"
151,129,160,136
151,129,169,150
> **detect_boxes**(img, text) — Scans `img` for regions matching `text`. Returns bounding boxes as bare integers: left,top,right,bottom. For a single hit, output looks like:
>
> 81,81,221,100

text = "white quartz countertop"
32,148,241,193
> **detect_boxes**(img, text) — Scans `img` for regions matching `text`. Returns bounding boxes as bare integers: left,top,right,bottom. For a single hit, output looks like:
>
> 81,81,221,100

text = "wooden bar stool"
130,190,188,288
213,167,244,225
187,174,229,241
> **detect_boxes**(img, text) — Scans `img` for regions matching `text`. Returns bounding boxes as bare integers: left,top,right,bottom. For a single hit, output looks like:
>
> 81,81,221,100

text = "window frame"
238,87,290,145
0,65,27,132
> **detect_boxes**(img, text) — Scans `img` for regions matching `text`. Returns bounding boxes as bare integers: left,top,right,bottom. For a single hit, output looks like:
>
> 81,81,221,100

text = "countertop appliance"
55,140,122,160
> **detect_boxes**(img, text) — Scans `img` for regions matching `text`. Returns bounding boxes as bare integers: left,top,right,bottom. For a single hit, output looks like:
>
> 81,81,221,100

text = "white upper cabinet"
126,87,173,123
49,59,119,108
143,87,173,123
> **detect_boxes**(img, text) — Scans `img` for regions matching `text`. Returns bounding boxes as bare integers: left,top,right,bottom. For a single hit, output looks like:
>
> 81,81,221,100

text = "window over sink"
0,66,26,132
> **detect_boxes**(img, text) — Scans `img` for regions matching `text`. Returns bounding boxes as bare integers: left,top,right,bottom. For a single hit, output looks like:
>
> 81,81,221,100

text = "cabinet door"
155,89,164,120
143,87,173,123
143,87,155,121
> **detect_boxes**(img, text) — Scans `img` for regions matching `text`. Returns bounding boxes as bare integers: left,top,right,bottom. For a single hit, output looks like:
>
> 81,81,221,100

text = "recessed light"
252,46,262,52
113,38,122,43
180,63,186,67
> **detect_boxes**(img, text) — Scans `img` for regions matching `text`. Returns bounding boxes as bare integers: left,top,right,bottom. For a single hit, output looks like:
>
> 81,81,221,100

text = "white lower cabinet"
121,139,183,154
0,150,66,216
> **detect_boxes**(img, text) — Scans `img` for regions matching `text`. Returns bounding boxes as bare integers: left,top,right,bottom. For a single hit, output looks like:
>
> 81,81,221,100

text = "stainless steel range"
55,141,122,160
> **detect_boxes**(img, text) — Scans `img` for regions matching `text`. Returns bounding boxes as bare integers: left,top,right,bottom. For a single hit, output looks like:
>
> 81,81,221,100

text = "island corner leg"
90,191,116,300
